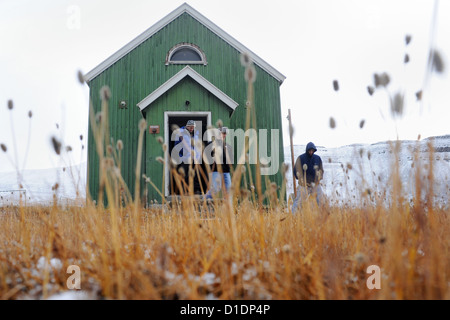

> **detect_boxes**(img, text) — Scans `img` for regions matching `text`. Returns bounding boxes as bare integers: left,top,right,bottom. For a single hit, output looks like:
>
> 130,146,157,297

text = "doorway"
164,112,211,196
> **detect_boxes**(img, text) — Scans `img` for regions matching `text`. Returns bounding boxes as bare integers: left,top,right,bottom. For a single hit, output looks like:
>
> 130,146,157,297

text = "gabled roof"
137,66,239,111
84,3,286,84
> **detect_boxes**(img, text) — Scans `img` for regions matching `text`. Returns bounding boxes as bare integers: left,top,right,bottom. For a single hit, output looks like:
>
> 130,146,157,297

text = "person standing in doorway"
174,120,203,194
292,142,324,213
205,127,233,199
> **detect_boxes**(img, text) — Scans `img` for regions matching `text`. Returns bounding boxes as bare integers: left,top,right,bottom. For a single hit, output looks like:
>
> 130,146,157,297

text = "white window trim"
166,43,207,66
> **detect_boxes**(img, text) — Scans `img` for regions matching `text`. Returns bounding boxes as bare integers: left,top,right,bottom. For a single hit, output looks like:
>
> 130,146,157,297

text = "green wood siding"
87,12,284,204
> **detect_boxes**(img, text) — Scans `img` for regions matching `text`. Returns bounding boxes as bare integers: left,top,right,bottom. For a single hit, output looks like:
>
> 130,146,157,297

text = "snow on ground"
284,135,450,208
0,163,86,207
46,291,95,300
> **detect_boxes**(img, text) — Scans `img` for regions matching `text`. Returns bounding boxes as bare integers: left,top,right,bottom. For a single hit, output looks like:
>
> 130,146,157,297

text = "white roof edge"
137,66,239,111
84,3,286,84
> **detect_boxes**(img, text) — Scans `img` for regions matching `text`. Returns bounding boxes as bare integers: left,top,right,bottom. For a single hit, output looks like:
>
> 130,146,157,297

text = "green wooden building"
84,3,286,204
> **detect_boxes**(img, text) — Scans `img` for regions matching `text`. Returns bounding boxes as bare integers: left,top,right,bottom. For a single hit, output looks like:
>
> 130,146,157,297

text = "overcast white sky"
1,0,449,173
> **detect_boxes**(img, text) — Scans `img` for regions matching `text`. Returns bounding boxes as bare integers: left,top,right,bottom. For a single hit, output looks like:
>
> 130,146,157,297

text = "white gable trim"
137,66,239,111
84,3,285,84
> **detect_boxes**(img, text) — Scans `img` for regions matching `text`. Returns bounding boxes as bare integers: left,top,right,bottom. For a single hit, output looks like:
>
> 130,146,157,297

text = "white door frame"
164,111,211,197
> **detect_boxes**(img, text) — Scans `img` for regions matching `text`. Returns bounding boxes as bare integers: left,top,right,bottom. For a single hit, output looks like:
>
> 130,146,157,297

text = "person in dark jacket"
292,142,324,213
205,127,233,199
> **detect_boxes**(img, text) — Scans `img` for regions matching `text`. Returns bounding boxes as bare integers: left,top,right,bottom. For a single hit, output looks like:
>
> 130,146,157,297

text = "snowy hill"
1,135,449,208
284,135,450,208
0,163,87,206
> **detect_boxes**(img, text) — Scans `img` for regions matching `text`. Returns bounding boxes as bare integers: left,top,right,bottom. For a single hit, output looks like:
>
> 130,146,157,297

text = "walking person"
205,127,233,199
292,142,324,213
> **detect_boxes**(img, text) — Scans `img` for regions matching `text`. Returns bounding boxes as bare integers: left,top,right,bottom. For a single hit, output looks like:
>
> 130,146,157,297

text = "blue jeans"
292,184,323,213
206,172,231,199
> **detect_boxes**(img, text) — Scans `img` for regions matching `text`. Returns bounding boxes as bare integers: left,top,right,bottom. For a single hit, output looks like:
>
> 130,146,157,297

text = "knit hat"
186,120,196,127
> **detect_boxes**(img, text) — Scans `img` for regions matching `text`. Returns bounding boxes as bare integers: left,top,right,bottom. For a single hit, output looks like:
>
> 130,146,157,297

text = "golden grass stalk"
0,43,449,301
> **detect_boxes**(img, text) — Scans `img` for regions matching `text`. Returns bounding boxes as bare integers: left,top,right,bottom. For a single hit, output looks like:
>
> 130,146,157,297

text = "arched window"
166,43,207,65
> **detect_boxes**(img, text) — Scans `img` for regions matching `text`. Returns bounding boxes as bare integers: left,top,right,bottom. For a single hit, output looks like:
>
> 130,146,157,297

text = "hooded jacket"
293,142,324,185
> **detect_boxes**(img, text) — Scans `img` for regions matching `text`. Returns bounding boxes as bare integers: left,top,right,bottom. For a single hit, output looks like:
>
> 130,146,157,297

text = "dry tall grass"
0,52,449,301
0,191,448,300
